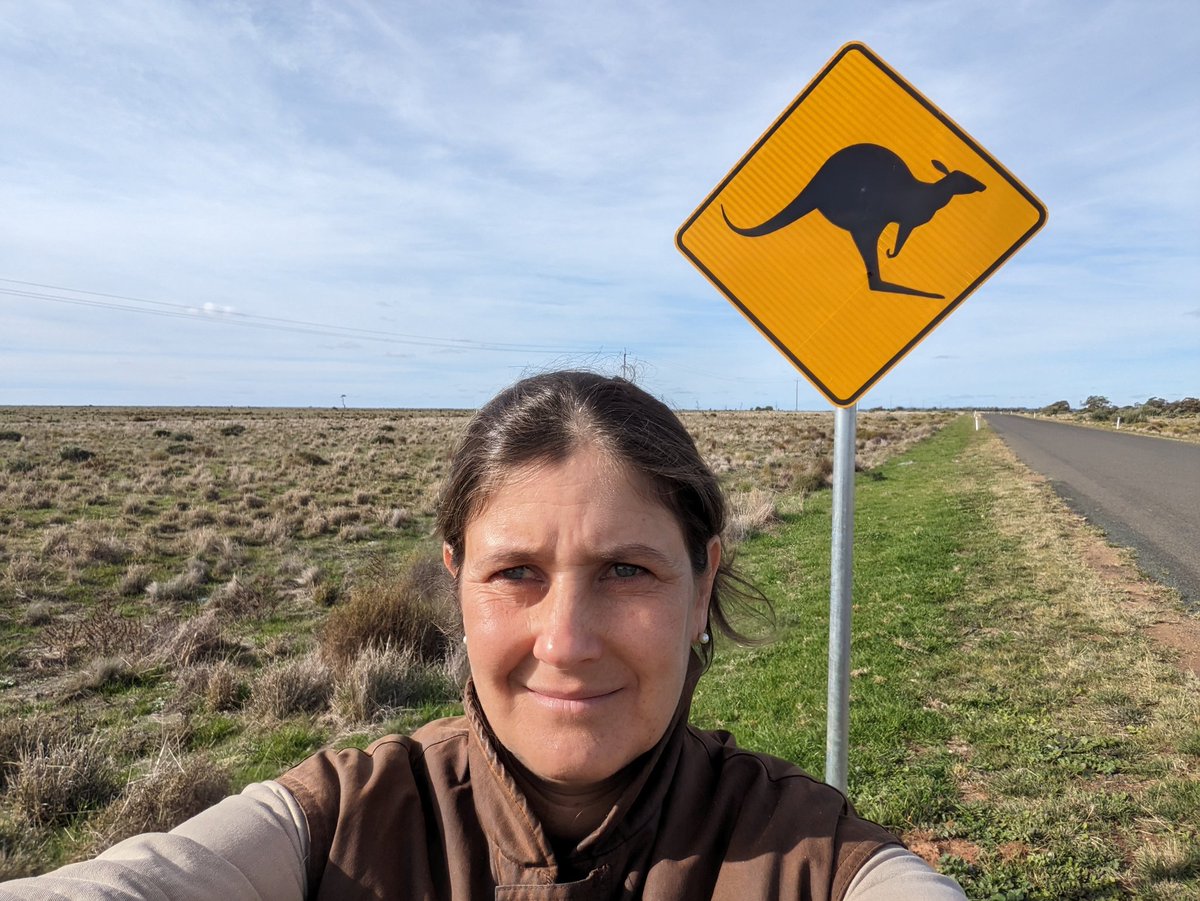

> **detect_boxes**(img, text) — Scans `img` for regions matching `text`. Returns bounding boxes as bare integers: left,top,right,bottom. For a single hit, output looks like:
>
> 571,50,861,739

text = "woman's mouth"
526,686,621,714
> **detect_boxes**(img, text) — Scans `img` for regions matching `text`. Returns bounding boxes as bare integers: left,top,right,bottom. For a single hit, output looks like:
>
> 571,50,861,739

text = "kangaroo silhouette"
722,143,985,299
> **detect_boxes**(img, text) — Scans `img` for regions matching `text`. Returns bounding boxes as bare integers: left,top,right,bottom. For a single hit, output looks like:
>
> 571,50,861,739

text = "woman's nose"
532,576,602,667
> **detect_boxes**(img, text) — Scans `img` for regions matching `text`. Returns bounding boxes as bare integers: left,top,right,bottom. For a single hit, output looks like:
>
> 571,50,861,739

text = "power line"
0,277,597,355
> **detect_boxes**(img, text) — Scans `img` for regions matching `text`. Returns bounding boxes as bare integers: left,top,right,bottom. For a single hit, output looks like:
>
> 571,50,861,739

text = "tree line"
1039,395,1200,421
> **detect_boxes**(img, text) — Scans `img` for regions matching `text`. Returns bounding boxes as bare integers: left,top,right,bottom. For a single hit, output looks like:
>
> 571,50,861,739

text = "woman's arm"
844,845,968,900
0,781,308,901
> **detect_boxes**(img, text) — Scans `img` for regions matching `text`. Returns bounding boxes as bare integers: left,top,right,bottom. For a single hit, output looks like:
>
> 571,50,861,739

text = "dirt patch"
903,829,982,866
1080,540,1200,676
997,841,1030,863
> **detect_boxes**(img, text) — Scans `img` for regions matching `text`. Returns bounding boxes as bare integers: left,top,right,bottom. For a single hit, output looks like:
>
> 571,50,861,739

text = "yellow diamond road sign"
676,42,1047,407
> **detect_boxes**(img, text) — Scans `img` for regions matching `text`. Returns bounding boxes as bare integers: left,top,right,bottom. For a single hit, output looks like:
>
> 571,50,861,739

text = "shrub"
219,424,246,437
252,653,332,718
40,610,169,669
0,430,21,442
59,446,94,463
319,552,458,672
7,459,35,474
792,456,834,494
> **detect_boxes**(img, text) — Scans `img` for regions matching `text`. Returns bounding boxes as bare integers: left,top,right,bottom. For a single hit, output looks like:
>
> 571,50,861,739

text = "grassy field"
1,407,1195,896
0,404,951,877
692,418,1200,899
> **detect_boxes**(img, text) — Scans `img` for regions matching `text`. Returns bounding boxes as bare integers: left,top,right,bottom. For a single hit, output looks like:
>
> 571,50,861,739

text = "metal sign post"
676,41,1045,794
825,404,857,794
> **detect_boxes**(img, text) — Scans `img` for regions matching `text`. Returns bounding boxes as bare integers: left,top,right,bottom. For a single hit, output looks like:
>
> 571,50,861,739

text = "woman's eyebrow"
470,543,680,569
469,546,539,569
594,543,678,568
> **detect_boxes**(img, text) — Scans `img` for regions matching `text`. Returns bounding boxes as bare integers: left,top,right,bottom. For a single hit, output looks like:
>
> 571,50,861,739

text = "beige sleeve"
0,781,308,901
844,845,968,900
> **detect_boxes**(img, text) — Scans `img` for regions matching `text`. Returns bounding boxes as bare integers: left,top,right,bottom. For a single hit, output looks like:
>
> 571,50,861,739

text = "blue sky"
1,0,1196,410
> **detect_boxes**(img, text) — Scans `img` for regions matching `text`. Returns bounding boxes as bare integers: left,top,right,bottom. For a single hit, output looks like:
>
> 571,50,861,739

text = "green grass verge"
692,417,1200,900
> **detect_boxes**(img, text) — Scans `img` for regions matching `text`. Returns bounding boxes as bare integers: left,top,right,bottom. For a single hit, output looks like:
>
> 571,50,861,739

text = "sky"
1,0,1197,410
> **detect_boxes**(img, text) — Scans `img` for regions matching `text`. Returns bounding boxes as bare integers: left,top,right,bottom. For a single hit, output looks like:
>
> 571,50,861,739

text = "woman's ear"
693,536,722,633
442,542,458,578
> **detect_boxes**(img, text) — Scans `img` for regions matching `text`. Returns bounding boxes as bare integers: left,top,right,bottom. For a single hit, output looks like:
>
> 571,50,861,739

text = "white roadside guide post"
676,42,1046,794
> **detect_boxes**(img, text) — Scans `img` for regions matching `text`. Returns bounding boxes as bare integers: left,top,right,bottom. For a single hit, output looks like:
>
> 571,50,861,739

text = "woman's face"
447,446,719,787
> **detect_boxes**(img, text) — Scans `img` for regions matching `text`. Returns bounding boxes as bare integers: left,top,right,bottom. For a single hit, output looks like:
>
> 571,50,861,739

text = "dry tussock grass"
332,643,456,722
63,656,145,699
85,746,231,854
208,574,281,620
155,609,238,668
118,563,154,596
320,552,458,673
724,488,781,544
8,732,120,828
251,652,332,719
173,660,246,713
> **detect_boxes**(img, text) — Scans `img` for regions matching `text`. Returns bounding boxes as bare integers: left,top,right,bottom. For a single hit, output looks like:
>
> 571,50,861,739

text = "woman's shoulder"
679,724,903,884
684,724,839,795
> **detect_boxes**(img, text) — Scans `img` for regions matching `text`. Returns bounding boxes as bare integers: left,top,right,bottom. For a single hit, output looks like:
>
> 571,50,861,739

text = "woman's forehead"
471,445,662,521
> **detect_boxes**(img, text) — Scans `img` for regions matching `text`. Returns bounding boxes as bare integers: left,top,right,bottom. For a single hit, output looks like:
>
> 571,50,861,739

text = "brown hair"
437,370,772,665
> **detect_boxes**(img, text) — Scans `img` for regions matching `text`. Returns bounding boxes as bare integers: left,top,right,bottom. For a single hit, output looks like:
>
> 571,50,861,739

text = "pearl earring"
699,631,710,645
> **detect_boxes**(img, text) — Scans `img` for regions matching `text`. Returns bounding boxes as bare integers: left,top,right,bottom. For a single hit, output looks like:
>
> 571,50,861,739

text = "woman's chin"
517,746,624,788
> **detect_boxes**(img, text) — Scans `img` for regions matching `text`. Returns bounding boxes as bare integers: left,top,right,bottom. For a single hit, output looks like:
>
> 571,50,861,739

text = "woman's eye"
610,563,644,579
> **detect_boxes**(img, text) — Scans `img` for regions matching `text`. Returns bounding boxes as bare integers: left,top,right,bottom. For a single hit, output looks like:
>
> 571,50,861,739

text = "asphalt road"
986,415,1200,609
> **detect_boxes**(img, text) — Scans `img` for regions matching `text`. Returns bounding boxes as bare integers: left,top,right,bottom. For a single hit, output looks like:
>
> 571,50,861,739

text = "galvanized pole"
825,403,857,794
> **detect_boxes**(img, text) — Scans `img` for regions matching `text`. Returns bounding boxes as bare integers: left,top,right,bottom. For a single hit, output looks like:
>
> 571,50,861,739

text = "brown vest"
278,682,899,900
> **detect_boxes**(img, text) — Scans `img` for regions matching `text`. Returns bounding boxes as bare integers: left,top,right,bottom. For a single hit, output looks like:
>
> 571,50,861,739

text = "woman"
1,371,965,900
